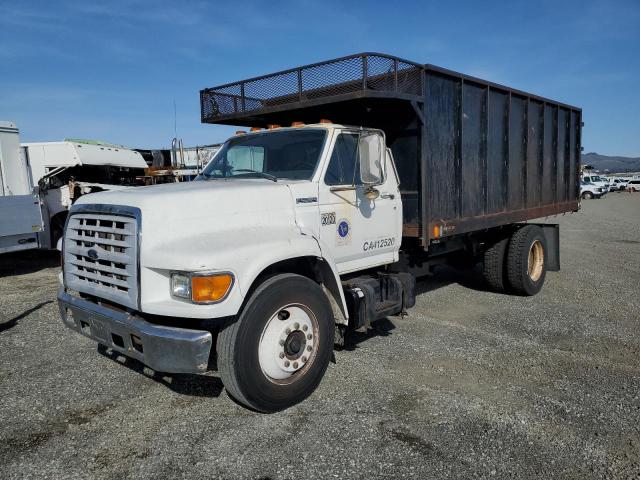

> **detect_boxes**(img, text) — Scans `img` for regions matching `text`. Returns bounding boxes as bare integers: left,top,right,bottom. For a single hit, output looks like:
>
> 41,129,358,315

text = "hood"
74,179,300,270
76,178,296,221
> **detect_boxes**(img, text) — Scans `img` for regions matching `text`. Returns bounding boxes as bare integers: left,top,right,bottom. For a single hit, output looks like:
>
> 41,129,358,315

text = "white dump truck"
58,53,581,412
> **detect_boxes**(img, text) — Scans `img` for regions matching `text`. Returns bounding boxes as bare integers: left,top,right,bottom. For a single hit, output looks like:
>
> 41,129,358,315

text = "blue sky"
1,0,638,156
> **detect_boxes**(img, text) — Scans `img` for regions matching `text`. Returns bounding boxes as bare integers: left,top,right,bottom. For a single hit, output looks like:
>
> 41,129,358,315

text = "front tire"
217,274,334,412
582,191,593,200
506,225,547,296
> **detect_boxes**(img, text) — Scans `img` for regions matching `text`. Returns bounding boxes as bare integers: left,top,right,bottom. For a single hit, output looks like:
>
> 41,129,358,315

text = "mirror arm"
364,185,380,200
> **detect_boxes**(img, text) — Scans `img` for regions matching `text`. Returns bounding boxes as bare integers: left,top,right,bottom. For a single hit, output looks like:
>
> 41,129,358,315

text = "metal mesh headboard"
200,53,424,124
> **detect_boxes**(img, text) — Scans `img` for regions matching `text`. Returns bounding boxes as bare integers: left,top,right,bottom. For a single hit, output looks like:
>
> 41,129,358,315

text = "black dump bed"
201,53,581,248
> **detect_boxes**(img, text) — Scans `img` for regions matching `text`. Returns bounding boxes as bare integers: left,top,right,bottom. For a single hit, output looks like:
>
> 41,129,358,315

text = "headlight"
171,272,234,304
171,274,191,299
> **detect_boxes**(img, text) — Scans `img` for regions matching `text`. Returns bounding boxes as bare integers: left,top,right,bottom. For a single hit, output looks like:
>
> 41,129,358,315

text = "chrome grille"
63,211,139,309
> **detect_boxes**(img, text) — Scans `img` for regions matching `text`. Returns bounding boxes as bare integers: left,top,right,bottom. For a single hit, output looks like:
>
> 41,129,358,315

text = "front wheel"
581,191,593,200
216,273,334,412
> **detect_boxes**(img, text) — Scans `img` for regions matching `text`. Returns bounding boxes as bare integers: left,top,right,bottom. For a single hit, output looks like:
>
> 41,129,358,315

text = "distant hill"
581,153,640,173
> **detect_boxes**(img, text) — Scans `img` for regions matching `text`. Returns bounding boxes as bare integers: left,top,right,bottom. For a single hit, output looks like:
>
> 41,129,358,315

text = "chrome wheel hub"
258,304,317,382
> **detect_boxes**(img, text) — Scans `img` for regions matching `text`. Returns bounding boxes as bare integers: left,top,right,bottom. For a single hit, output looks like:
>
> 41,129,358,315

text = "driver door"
318,130,401,274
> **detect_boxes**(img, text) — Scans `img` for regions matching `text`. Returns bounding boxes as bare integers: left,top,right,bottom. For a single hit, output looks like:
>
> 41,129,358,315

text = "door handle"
380,193,395,200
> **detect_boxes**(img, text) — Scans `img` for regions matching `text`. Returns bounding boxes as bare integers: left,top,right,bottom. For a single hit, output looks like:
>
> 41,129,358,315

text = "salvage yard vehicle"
606,178,625,191
0,121,44,253
23,140,148,248
627,180,640,192
580,181,604,199
58,53,582,412
582,174,609,193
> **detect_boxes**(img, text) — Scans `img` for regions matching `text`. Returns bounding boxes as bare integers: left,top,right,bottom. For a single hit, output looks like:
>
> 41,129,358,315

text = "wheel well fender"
246,254,349,326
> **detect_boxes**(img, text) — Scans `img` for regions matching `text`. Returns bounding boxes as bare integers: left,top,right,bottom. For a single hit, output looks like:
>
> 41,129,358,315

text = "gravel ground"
1,192,639,480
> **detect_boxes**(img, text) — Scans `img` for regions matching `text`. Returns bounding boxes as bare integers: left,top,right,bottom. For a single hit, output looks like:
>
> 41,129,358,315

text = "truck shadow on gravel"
340,318,396,351
0,250,60,277
339,266,492,351
97,344,224,398
415,264,493,296
0,301,53,332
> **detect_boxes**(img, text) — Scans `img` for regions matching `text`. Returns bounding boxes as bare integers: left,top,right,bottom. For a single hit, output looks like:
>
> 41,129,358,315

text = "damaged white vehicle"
23,140,147,247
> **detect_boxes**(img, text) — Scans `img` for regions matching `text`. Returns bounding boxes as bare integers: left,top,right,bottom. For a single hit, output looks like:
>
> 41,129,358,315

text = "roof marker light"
291,121,305,127
319,119,332,124
267,124,281,129
235,130,247,135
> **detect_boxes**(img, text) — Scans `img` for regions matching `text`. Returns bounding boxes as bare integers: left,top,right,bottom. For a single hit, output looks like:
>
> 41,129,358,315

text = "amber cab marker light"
291,121,305,127
319,119,332,124
235,130,246,135
250,127,263,132
433,225,441,238
191,274,233,303
267,124,281,129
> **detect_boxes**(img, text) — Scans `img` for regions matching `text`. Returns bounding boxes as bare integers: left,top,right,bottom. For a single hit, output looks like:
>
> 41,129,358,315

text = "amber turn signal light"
191,274,234,303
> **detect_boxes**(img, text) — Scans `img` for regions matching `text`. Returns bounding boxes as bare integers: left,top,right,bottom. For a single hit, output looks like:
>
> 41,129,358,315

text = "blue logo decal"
338,220,350,238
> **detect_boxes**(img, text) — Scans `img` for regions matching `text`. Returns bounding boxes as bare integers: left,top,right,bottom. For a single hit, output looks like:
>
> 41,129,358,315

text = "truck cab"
195,124,403,273
58,123,407,412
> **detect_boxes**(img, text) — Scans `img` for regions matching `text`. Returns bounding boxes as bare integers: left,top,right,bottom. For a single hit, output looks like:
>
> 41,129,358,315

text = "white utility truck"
58,53,582,412
23,140,148,248
0,122,44,254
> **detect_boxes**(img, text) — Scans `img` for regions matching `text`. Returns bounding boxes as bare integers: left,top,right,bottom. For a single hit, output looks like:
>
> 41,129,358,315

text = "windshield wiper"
232,170,278,182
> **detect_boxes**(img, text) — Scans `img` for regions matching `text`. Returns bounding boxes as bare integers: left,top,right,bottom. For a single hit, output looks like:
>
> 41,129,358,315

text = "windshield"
198,129,326,181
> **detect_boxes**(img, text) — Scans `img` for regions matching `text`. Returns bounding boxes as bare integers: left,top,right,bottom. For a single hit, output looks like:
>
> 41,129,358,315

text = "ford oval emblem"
87,249,98,260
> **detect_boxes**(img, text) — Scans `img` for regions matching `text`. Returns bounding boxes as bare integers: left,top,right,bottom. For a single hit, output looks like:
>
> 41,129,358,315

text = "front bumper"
58,289,212,374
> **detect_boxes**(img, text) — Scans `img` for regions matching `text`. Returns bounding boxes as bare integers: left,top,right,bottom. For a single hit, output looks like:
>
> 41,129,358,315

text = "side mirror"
359,132,384,186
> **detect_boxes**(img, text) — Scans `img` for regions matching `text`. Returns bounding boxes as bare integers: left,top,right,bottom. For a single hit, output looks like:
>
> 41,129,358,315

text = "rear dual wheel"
216,274,334,412
481,237,509,292
506,225,547,296
482,225,547,296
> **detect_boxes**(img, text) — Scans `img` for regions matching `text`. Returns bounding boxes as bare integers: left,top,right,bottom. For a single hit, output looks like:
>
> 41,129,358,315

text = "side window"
227,146,264,172
324,133,360,186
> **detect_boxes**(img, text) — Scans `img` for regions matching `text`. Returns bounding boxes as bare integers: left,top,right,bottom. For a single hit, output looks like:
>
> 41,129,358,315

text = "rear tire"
482,237,509,292
506,225,547,296
216,273,334,412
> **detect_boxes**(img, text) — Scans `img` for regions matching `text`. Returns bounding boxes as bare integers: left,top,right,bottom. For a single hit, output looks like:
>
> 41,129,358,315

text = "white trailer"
0,122,44,254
